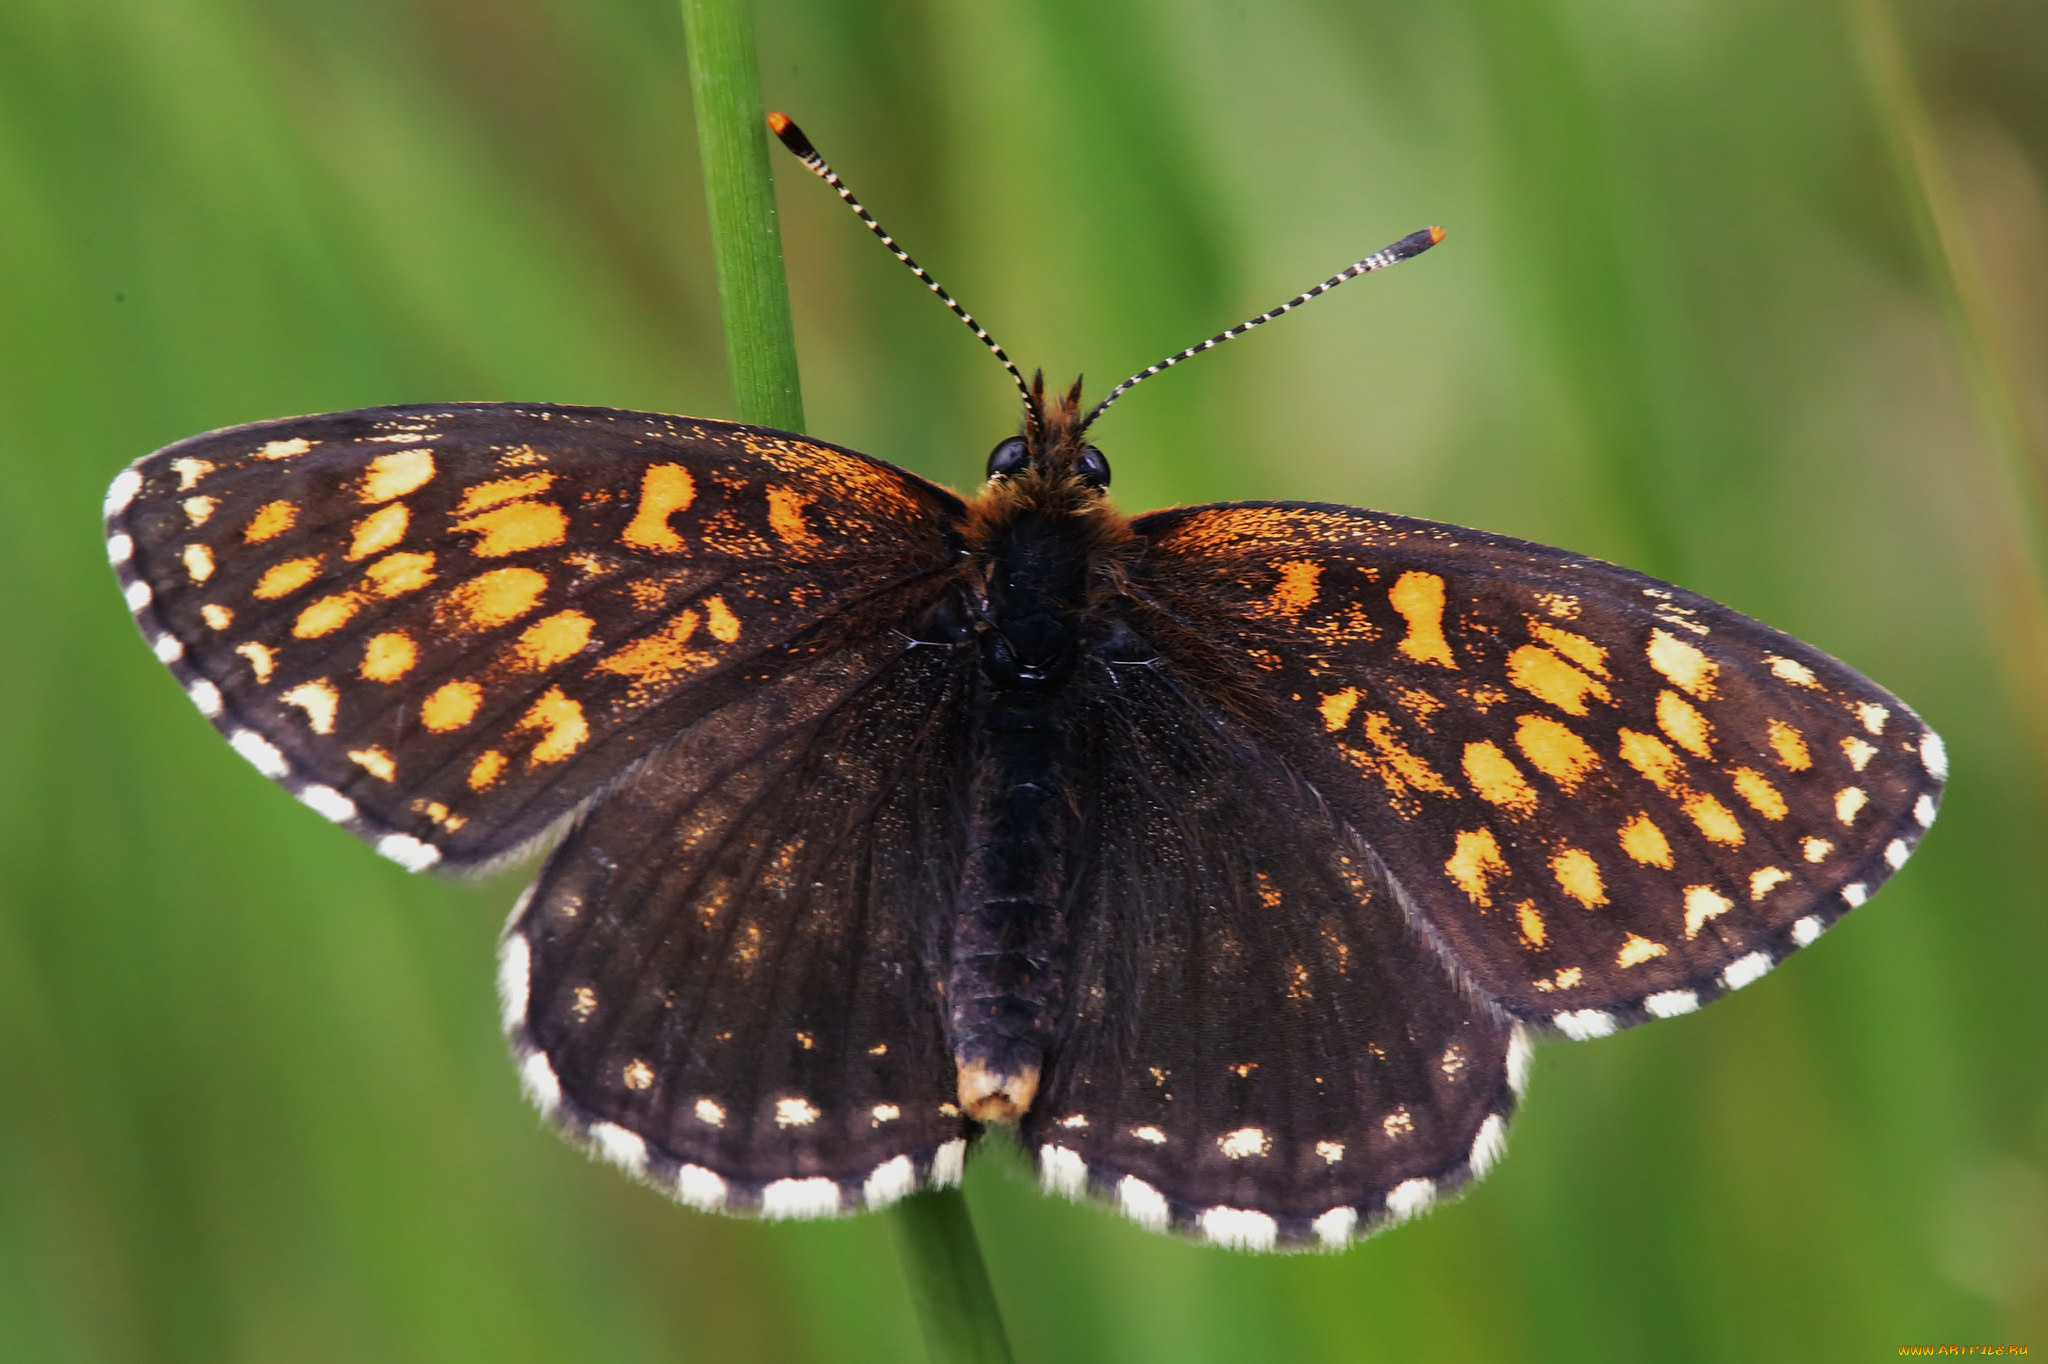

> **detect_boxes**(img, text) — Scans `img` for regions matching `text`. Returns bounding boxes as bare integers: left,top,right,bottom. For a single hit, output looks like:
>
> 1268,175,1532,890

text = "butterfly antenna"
1077,226,1446,433
768,113,1033,410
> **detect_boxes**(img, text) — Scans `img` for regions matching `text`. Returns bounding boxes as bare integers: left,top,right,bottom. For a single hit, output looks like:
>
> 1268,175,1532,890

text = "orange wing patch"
622,464,695,552
1389,571,1455,666
1445,828,1511,907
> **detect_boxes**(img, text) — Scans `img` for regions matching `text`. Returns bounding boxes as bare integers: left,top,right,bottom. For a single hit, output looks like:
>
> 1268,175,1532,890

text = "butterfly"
102,116,1943,1251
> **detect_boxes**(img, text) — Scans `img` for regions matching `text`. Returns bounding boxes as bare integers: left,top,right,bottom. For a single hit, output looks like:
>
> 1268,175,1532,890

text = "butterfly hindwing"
1126,503,1945,1036
1021,656,1523,1250
105,403,965,871
503,630,980,1215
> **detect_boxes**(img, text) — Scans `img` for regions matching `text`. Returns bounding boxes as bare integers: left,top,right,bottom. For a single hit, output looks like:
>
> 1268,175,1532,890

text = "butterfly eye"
1075,445,1111,488
986,436,1030,480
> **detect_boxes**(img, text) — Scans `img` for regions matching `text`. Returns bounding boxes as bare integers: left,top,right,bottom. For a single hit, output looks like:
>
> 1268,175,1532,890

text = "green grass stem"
677,3,1015,1359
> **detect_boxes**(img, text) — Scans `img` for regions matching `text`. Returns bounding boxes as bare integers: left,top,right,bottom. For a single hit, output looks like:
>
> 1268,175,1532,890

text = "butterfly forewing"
106,404,966,871
1024,662,1522,1249
1128,503,1945,1037
503,632,979,1215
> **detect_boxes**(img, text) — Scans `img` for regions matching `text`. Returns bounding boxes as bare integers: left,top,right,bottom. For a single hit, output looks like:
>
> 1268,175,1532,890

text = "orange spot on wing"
243,500,297,544
1345,712,1456,812
1618,728,1684,792
363,551,436,597
703,595,741,643
1616,934,1667,967
1507,645,1611,715
1529,621,1608,677
361,448,435,503
1463,740,1538,813
766,486,819,547
1318,687,1362,733
453,500,567,557
279,679,339,734
1515,714,1599,791
253,556,322,599
1619,813,1673,867
294,593,362,638
1683,885,1732,938
1445,828,1510,907
441,567,548,632
622,464,696,552
1656,689,1713,758
1647,629,1718,697
468,749,507,790
595,608,713,697
1267,560,1322,616
516,687,588,764
511,610,594,670
1730,767,1788,820
1389,571,1455,666
1683,791,1744,845
1551,847,1607,907
361,632,416,682
347,503,409,560
458,472,556,514
1516,901,1547,949
349,746,395,781
420,680,482,732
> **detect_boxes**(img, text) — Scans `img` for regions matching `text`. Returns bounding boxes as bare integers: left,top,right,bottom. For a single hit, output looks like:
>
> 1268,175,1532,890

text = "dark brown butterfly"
103,117,1942,1250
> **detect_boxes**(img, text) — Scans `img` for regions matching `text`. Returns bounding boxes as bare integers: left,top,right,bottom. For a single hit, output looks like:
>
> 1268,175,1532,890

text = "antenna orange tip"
766,111,790,134
1428,225,1446,244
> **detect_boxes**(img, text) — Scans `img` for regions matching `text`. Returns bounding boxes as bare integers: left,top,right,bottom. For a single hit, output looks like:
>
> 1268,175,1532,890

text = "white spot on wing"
519,1050,561,1115
1553,1009,1617,1040
695,1099,725,1127
931,1139,967,1188
229,729,288,778
1199,1206,1278,1251
296,784,355,824
106,532,133,564
1644,989,1699,1018
1885,838,1910,869
376,833,441,871
496,932,531,1034
1842,881,1868,907
1218,1127,1270,1159
1507,1025,1535,1096
675,1164,727,1212
105,469,143,518
124,579,153,610
761,1177,841,1220
1914,793,1936,827
1312,1206,1358,1249
1721,952,1773,991
1118,1176,1170,1232
1920,731,1947,780
863,1155,916,1209
151,633,184,663
1469,1114,1508,1178
187,679,222,716
1383,1177,1437,1223
587,1122,647,1176
1791,915,1823,947
1038,1145,1087,1199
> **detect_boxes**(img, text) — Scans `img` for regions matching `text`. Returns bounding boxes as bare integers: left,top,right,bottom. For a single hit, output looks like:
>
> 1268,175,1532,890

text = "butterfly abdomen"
949,490,1127,1122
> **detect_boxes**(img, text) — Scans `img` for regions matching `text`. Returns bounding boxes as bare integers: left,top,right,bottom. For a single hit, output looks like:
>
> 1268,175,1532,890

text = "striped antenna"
768,113,1032,409
1077,226,1445,433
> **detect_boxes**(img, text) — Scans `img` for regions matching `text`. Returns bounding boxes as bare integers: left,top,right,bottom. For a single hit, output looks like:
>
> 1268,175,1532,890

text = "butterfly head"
986,372,1111,491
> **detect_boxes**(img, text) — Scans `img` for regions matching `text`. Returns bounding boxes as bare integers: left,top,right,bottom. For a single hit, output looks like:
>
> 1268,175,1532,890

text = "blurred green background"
4,0,2045,1358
